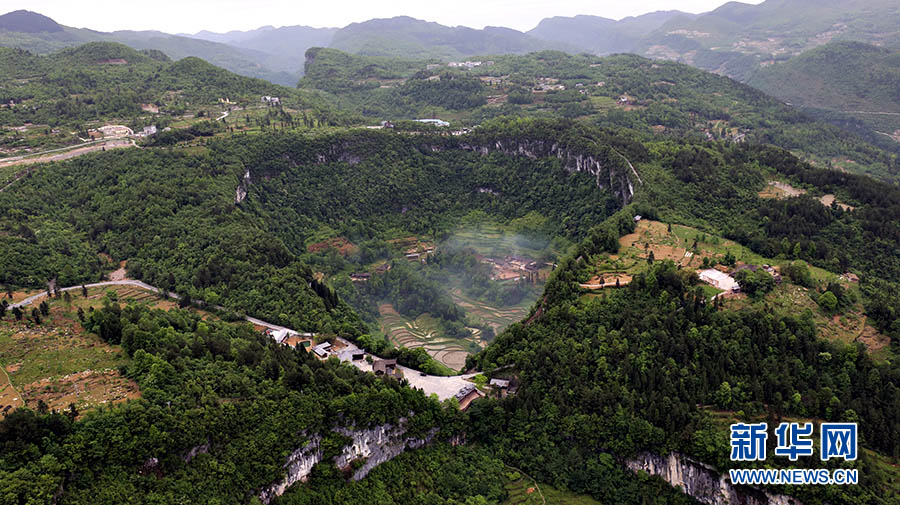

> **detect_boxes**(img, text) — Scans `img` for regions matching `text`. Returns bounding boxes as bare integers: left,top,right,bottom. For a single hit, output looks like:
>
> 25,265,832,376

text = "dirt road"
0,139,136,192
12,280,480,400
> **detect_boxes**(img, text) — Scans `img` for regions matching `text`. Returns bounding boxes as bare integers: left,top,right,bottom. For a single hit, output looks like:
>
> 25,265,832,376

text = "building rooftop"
489,378,510,388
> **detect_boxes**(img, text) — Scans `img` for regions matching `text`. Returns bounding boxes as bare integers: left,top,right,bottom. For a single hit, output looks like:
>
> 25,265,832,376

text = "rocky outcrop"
235,169,251,204
182,441,211,464
626,452,804,505
303,133,641,206
258,418,436,504
258,434,323,505
334,423,439,481
458,139,641,205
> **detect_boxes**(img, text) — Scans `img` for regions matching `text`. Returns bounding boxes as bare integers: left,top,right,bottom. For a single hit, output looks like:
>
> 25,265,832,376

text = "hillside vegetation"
748,41,900,146
302,48,900,182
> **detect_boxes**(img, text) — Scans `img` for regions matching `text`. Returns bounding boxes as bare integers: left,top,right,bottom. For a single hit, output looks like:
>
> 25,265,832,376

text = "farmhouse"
266,328,290,344
98,125,133,138
350,273,371,283
373,359,399,377
454,384,483,410
338,350,366,362
313,342,333,358
261,96,280,105
699,268,740,292
489,378,510,389
414,119,450,127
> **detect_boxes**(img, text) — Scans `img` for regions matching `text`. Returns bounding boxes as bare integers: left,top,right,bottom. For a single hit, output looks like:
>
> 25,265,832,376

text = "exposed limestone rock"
334,423,439,481
258,419,437,504
457,139,640,205
626,452,804,505
182,441,210,464
235,169,251,204
258,434,323,505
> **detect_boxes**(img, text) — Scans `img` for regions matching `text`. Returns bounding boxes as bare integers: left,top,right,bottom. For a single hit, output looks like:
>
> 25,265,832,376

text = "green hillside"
4,116,900,503
301,48,899,183
638,0,900,78
0,11,297,85
748,41,900,145
527,11,691,54
329,16,570,59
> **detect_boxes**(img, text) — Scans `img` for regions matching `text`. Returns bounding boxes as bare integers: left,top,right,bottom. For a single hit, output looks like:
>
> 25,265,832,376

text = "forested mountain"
0,11,298,85
635,0,900,80
747,41,900,146
187,25,338,77
5,114,900,504
329,17,571,60
5,7,900,504
0,10,62,33
300,47,899,183
0,42,344,127
527,11,693,54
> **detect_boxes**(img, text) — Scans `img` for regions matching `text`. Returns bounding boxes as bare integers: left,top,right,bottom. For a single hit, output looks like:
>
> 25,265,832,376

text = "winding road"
11,280,479,400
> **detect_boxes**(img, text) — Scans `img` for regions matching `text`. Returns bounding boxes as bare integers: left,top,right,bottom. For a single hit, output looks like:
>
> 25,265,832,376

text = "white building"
699,269,740,292
414,119,450,127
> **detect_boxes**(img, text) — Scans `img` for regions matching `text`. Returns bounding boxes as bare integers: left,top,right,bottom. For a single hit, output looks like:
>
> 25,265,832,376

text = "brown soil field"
580,273,633,290
307,237,357,256
856,324,891,355
0,366,23,412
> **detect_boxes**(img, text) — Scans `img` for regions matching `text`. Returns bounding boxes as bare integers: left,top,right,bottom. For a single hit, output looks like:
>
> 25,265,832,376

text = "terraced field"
449,223,550,258
378,304,475,371
449,288,534,333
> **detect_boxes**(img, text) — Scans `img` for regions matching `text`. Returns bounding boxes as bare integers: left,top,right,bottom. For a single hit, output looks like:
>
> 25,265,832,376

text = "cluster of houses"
87,124,164,140
406,244,436,262
454,377,515,410
480,254,543,283
447,61,493,68
533,77,566,92
351,262,392,284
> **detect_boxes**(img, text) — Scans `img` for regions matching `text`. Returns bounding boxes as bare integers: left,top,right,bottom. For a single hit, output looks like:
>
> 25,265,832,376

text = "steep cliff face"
626,452,804,505
333,423,439,481
457,138,641,205
258,434,323,504
258,419,436,504
300,133,641,206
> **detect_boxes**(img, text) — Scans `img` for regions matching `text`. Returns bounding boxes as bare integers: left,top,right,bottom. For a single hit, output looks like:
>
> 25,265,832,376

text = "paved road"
336,338,478,401
12,280,478,399
0,140,104,163
11,280,168,309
